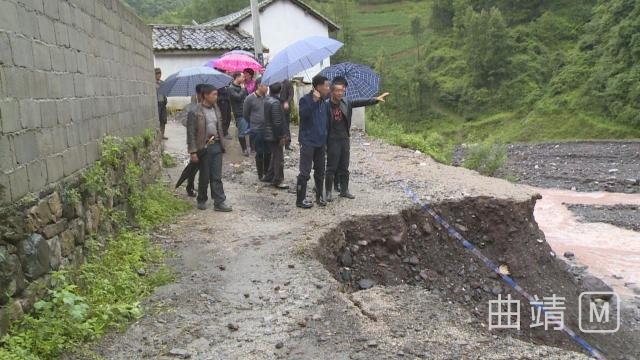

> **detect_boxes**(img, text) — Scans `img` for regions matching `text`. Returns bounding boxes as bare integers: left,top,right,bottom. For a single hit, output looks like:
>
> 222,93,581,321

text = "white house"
202,0,340,82
151,25,265,107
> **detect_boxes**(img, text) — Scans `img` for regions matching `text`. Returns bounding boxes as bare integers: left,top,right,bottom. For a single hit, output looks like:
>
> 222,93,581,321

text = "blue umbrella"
319,62,380,100
158,66,232,97
261,36,343,85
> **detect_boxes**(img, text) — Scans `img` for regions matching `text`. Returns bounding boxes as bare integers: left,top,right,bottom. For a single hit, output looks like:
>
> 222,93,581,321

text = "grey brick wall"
0,0,158,204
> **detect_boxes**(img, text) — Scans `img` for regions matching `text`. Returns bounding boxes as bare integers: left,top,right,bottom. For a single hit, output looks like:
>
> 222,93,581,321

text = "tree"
410,16,425,62
463,7,513,88
430,0,455,32
333,0,358,62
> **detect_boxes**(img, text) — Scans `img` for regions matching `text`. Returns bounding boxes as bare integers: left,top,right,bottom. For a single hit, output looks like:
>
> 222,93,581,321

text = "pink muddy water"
533,188,640,297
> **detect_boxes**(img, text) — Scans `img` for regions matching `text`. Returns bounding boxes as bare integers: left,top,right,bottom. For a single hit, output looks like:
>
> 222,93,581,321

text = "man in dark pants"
217,85,233,139
228,72,250,155
264,82,289,189
155,68,168,140
296,75,331,208
243,79,270,181
186,85,232,212
280,79,295,150
184,83,205,197
325,77,390,202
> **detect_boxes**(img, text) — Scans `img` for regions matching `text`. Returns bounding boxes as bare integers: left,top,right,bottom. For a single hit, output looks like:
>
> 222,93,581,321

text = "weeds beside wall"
0,130,190,359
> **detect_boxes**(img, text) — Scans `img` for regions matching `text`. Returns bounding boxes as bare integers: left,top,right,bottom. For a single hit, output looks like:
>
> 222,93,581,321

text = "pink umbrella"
209,53,263,73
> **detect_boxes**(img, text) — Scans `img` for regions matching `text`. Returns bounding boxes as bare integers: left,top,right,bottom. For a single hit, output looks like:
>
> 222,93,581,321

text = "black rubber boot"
261,154,273,182
339,173,355,199
255,156,264,180
325,175,334,202
314,176,326,206
296,177,313,209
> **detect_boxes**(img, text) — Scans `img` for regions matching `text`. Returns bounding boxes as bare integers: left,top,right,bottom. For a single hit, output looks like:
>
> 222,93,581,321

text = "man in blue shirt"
296,75,331,208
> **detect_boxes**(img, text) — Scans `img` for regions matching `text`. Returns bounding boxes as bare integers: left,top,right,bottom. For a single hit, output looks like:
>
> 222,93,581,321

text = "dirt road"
80,123,638,359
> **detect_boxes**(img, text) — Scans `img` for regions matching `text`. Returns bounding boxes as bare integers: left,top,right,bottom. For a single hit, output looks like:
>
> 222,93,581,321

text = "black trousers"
283,111,292,147
267,141,285,184
252,132,271,175
197,142,226,205
326,138,350,179
298,144,325,183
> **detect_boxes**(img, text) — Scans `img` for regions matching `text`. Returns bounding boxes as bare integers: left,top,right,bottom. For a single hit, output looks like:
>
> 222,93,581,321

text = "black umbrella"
174,149,206,189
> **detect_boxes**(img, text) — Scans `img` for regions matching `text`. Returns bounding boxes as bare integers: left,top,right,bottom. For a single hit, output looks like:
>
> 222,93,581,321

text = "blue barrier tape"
354,138,606,359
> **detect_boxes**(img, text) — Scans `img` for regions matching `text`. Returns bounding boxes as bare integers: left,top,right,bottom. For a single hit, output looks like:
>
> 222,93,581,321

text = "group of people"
157,66,388,212
294,74,389,208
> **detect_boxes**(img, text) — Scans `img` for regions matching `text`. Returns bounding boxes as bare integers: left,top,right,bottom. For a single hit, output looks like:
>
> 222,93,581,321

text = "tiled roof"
201,0,339,32
152,25,260,51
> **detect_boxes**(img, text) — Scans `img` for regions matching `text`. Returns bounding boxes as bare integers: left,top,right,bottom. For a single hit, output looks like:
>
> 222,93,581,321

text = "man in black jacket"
228,72,250,155
279,79,295,150
264,83,289,189
325,77,389,201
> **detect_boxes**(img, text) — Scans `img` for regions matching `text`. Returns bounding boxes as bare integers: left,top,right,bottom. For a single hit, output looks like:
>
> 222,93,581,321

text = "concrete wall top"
0,0,159,205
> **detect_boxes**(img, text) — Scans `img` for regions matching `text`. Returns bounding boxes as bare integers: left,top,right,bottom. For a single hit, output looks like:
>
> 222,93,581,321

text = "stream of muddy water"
534,188,640,297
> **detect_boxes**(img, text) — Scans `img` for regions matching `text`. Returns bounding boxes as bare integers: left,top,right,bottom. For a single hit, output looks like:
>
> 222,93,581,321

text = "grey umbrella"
158,66,232,97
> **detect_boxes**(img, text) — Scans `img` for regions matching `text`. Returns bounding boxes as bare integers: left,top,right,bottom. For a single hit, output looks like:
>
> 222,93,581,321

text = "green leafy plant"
162,153,177,168
82,163,108,196
63,188,81,207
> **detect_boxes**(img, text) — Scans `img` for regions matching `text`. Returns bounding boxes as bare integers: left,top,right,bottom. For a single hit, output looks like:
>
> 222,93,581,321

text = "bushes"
462,140,507,176
367,106,453,164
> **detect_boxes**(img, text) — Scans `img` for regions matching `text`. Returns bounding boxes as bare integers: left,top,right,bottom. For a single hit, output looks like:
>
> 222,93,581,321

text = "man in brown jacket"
186,84,232,212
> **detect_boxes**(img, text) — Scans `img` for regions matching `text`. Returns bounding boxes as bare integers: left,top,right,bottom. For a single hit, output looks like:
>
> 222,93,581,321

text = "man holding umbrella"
325,76,389,202
296,75,331,209
186,84,232,212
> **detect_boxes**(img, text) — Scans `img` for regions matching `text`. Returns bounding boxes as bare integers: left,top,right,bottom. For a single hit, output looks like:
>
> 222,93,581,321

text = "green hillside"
130,0,640,162
311,0,640,162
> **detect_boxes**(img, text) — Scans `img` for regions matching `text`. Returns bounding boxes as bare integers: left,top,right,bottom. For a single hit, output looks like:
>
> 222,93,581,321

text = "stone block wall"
0,0,158,204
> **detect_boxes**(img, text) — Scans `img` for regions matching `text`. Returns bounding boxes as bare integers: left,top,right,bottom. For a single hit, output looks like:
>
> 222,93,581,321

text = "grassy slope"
311,0,640,158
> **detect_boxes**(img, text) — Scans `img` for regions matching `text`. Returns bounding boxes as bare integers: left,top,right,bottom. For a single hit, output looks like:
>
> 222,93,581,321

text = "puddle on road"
534,188,640,297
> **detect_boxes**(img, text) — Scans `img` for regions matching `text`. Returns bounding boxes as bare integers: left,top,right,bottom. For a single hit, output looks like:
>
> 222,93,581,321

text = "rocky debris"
275,341,284,349
168,348,191,358
581,275,613,300
567,204,640,232
563,251,575,259
454,141,640,194
339,248,353,267
226,323,239,331
358,278,375,290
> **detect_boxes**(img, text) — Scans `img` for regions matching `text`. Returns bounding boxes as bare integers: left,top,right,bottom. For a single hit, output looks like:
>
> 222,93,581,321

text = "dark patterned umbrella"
319,62,380,100
158,66,232,97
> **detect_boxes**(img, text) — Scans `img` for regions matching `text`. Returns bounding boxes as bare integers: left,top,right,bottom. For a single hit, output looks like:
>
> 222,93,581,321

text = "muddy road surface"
72,124,639,360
